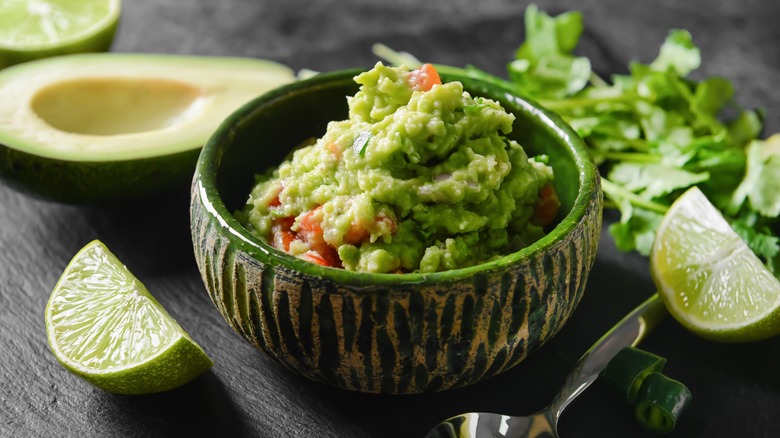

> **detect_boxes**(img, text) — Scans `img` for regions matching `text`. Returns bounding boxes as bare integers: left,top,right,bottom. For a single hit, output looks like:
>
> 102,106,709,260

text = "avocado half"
0,53,294,203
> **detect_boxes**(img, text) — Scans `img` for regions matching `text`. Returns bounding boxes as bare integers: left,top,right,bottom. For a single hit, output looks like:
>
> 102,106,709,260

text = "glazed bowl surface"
190,68,602,394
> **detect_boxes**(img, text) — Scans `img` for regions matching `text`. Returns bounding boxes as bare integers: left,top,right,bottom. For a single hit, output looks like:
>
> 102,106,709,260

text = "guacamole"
238,62,557,273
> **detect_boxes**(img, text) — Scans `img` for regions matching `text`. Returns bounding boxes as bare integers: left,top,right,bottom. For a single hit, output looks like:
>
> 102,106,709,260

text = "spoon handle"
548,293,667,419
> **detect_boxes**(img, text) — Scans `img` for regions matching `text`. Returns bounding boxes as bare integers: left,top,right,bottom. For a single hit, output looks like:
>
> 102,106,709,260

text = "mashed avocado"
238,62,556,273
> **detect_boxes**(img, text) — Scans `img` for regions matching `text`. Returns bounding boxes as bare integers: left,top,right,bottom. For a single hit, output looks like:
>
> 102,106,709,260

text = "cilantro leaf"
456,97,491,114
608,162,709,199
601,177,668,255
730,212,780,272
694,77,734,117
730,136,780,217
609,208,665,255
728,108,764,148
516,5,584,59
509,4,591,98
352,131,371,156
649,29,701,76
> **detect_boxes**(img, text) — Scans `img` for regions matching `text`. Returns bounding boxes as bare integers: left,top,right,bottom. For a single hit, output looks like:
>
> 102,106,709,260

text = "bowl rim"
193,67,599,287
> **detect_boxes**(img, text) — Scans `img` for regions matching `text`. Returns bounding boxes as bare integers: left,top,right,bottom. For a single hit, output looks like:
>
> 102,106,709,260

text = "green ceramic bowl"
190,69,602,394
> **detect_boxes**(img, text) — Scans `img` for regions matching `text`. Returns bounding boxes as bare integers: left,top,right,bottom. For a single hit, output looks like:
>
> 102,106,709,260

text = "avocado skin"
0,142,199,204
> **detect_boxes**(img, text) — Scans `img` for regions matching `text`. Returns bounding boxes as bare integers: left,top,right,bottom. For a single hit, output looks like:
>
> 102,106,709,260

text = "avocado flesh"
0,53,294,202
31,77,203,136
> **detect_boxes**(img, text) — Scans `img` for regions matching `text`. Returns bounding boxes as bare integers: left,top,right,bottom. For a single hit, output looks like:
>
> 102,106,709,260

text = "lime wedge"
45,240,213,394
0,0,120,69
650,186,780,342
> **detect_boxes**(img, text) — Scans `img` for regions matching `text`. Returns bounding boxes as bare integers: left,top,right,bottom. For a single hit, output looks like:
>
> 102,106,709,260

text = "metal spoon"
427,294,667,438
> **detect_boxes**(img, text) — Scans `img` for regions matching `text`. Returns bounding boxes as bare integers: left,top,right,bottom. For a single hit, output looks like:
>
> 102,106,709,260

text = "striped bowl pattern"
191,178,601,394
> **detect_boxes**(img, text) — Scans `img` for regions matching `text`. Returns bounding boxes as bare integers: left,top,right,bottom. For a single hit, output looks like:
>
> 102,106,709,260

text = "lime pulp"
45,240,213,394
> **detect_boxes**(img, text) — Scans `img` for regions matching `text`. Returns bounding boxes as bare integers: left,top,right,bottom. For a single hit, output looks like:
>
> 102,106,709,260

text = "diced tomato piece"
280,206,343,268
297,206,342,266
271,226,296,252
269,208,342,267
342,214,397,245
298,206,325,245
268,183,286,208
301,247,341,268
378,214,397,234
532,184,561,227
326,142,341,160
322,245,342,267
343,222,370,245
302,251,330,266
408,63,442,92
269,216,297,251
302,251,331,267
277,216,295,230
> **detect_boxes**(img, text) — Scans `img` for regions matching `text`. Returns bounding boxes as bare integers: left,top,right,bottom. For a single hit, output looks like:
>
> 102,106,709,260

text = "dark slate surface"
2,0,780,437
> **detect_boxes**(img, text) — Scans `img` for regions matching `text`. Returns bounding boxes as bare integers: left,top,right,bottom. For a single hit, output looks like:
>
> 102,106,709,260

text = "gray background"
2,0,779,437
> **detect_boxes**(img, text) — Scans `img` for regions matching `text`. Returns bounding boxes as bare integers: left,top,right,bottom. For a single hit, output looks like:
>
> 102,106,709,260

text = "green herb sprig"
352,131,371,156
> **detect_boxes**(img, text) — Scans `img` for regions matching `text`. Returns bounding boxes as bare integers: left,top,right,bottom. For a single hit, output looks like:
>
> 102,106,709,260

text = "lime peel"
651,186,780,342
45,240,213,394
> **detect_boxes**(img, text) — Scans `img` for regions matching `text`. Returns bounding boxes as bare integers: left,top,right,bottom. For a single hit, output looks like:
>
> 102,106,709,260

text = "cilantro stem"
603,137,651,153
538,95,637,111
601,178,670,214
589,72,609,88
371,43,422,68
601,152,661,163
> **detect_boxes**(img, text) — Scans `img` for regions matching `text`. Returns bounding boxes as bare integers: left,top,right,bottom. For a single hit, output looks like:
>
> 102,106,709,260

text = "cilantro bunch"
375,4,780,272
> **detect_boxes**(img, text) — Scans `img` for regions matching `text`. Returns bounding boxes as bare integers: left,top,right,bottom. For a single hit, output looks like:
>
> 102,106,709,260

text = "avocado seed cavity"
31,78,203,136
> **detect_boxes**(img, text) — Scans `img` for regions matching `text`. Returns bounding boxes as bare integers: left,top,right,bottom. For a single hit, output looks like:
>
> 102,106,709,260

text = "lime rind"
56,335,214,395
651,187,780,342
45,240,213,394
